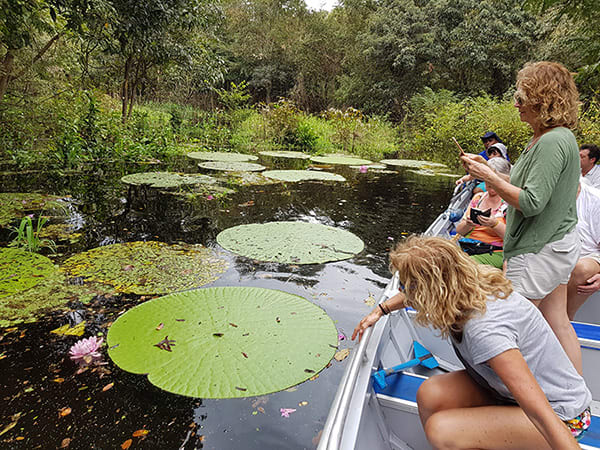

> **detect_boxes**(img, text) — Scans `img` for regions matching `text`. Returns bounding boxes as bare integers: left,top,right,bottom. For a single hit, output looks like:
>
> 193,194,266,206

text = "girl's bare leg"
567,258,600,320
418,371,553,450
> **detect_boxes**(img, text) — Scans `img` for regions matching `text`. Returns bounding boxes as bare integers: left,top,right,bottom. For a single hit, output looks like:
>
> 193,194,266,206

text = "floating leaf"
59,407,71,417
334,348,350,362
262,170,345,183
121,439,132,449
216,222,364,264
280,408,296,418
299,401,308,406
51,322,86,337
60,438,71,448
310,155,372,166
363,294,376,307
258,151,310,160
120,172,216,189
187,151,258,162
61,242,228,295
102,382,114,392
132,429,149,437
0,193,65,227
198,161,266,172
107,287,337,398
0,248,57,298
155,323,164,331
52,378,65,383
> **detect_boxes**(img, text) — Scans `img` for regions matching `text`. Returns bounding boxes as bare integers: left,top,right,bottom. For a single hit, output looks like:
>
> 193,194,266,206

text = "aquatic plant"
262,170,346,182
9,214,57,253
107,287,338,398
69,336,104,363
216,221,364,264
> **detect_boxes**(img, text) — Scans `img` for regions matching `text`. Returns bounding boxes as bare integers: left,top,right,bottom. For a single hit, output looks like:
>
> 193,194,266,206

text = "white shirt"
577,179,600,257
583,164,600,189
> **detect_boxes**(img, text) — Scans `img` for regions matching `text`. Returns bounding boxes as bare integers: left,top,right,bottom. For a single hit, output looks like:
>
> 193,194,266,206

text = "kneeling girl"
352,236,591,449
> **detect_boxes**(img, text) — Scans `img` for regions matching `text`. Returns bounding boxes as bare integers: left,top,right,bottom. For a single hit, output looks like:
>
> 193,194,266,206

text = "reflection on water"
0,158,455,449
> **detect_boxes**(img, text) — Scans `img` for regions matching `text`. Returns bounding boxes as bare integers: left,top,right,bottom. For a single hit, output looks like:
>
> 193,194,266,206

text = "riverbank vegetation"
2,0,600,170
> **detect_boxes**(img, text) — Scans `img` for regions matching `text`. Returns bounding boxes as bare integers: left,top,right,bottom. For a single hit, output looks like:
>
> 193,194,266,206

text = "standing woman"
461,61,582,373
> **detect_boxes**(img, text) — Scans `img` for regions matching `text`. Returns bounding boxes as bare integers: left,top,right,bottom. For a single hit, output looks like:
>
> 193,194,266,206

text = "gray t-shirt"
452,291,591,420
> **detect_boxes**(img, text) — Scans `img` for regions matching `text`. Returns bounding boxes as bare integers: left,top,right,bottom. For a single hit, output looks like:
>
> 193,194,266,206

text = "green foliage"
398,90,531,169
217,81,251,111
9,214,57,254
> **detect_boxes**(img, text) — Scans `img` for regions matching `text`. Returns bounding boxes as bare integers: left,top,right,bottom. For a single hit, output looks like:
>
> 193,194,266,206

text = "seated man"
580,144,600,189
567,180,600,319
479,131,510,161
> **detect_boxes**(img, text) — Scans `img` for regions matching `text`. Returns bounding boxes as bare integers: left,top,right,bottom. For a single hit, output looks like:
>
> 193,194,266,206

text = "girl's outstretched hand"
351,309,383,342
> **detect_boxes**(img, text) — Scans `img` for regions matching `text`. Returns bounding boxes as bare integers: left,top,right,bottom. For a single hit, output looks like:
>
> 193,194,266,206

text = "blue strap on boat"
372,341,438,390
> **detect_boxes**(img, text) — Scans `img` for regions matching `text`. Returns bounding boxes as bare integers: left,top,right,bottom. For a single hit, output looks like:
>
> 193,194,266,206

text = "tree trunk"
121,56,133,123
0,49,15,102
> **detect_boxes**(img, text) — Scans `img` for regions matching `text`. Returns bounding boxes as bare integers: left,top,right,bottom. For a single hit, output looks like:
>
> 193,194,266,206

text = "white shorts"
506,228,581,300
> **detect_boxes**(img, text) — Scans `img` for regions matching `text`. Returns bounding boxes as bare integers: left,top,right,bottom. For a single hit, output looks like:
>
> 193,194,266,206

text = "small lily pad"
0,193,66,227
61,241,228,295
198,162,266,172
262,170,346,182
0,248,57,298
259,151,310,160
380,159,442,169
107,287,338,398
121,172,216,189
216,222,364,264
310,155,372,166
187,152,258,162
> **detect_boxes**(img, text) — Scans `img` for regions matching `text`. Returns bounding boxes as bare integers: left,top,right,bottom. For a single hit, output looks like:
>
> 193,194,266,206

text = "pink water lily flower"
69,336,104,362
206,195,215,200
280,408,296,418
359,165,368,173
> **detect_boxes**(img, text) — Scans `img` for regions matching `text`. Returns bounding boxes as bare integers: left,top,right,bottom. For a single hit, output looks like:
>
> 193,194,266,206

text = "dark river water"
0,157,455,449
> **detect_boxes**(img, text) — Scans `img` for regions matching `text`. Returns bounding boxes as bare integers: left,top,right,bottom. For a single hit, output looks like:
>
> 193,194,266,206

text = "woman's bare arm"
488,349,580,449
351,291,406,342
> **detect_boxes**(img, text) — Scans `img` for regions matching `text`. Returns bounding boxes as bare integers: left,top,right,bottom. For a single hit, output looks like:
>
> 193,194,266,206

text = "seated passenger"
580,144,600,189
456,146,506,194
455,157,511,268
567,180,600,320
352,236,591,449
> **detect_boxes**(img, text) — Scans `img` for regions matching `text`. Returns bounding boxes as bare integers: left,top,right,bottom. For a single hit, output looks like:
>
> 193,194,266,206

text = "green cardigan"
504,127,580,260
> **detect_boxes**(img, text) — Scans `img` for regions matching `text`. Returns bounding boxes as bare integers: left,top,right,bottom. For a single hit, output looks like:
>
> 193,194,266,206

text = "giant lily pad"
0,269,115,327
0,193,66,227
0,248,57,298
121,172,216,189
408,169,459,177
380,159,445,169
310,155,372,166
262,170,346,182
187,152,258,162
61,242,228,295
198,161,266,172
107,287,338,398
258,151,310,160
216,222,364,264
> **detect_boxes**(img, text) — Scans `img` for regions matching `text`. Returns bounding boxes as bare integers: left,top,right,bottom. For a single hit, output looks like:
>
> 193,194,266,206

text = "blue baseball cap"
481,131,503,143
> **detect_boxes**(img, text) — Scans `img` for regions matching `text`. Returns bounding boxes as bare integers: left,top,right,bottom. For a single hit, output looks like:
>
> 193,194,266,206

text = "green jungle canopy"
61,241,228,295
310,155,372,166
262,170,346,182
120,172,216,189
107,286,338,398
198,161,266,172
216,221,364,264
187,152,258,162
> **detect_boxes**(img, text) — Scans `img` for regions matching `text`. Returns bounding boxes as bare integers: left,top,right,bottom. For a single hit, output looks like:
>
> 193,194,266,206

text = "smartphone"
452,137,466,157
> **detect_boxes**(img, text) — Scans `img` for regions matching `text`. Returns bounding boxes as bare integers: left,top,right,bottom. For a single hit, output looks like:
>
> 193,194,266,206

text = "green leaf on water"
187,152,259,162
120,172,216,189
262,170,346,182
0,248,57,298
107,287,338,398
258,151,310,160
216,221,364,264
198,161,266,172
310,155,372,165
61,241,228,295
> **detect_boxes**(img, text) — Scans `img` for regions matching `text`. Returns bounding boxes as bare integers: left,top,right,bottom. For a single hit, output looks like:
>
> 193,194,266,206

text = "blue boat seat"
374,372,600,448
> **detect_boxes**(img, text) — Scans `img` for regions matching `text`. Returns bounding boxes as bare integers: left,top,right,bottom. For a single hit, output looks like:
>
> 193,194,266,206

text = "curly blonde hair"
514,61,579,129
389,236,513,337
